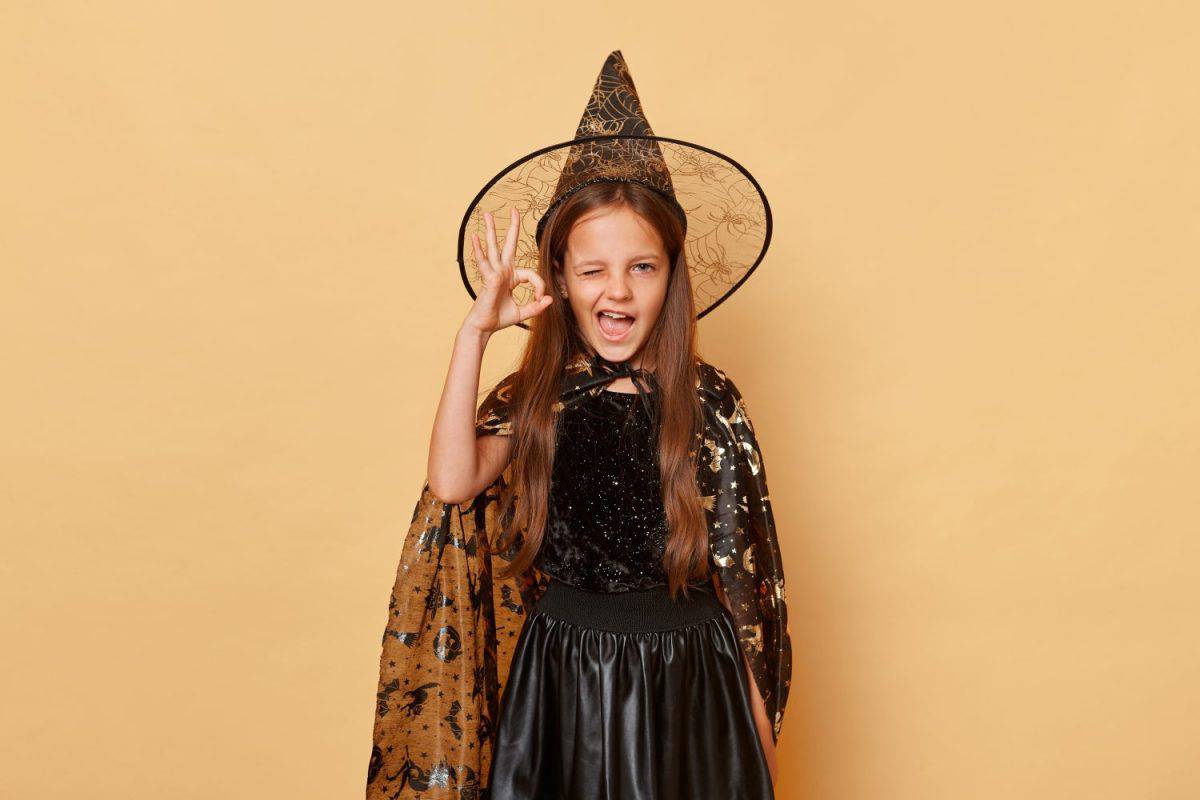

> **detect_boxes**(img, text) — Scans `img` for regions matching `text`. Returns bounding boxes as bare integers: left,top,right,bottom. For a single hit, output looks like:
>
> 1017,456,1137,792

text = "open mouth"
596,309,635,341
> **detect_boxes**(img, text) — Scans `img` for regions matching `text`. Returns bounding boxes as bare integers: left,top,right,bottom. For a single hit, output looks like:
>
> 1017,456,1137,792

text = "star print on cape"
365,351,792,799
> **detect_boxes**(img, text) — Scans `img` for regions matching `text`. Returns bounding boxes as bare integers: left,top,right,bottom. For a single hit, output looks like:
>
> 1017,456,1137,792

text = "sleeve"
718,374,794,743
474,371,517,438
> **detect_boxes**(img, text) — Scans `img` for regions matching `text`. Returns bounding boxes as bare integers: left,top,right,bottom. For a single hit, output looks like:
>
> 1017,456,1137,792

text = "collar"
570,348,660,427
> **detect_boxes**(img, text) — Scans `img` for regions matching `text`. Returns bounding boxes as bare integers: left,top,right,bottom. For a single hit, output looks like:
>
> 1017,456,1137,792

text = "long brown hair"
492,181,710,598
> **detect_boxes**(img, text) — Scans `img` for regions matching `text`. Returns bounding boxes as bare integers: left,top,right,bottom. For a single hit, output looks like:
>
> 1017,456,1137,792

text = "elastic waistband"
533,578,726,633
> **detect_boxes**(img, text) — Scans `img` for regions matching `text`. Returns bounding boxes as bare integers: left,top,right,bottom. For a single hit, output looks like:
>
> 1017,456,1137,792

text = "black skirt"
487,578,775,800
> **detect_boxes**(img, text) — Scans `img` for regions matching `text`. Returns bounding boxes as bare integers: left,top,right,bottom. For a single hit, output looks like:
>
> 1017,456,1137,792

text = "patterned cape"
366,351,792,799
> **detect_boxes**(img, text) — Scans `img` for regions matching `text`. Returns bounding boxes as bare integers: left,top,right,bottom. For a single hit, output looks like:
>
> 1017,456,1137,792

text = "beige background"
3,1,1198,797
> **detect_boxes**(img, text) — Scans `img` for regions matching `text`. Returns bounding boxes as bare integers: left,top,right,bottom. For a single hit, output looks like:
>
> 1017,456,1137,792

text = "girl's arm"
426,325,513,504
712,572,779,787
427,208,552,506
426,207,550,505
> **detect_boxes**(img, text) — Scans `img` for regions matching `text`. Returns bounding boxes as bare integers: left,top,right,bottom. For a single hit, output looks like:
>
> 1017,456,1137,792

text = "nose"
604,272,632,300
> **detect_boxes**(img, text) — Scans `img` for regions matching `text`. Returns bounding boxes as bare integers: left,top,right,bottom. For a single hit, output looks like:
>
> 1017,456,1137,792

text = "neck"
586,346,652,374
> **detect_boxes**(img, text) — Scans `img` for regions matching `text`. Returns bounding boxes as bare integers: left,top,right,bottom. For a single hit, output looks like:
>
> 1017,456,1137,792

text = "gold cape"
366,352,793,798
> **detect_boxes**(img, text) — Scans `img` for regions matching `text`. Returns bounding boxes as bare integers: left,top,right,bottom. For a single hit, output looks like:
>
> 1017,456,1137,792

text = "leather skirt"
486,578,775,799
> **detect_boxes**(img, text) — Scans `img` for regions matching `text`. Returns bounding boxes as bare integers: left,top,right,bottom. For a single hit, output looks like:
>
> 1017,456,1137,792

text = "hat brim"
456,134,772,331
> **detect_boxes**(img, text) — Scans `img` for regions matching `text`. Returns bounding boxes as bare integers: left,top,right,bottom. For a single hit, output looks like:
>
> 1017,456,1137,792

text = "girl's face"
556,204,670,369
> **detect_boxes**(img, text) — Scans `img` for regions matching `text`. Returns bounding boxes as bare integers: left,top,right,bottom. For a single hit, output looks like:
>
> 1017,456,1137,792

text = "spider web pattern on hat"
457,49,772,328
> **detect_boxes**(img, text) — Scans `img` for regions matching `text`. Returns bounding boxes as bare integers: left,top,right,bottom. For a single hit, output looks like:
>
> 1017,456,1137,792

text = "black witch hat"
457,49,772,329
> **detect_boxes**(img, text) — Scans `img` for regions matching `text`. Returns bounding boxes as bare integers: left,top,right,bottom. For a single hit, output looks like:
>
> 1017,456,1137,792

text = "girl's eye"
582,263,655,277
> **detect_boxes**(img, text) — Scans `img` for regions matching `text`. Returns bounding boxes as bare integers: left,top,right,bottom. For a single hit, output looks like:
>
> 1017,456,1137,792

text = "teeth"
600,311,630,319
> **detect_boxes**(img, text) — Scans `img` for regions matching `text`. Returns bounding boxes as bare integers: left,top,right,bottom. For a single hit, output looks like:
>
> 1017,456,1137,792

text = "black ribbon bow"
586,350,660,429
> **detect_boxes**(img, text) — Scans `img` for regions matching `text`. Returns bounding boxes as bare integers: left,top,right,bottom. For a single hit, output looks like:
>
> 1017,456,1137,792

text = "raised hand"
463,206,553,334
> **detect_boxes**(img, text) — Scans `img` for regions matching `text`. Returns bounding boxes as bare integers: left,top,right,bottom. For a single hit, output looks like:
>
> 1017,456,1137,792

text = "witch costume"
366,50,791,799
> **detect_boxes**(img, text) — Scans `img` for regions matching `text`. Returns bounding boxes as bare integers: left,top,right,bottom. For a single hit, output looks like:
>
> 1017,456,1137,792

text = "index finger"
501,206,521,264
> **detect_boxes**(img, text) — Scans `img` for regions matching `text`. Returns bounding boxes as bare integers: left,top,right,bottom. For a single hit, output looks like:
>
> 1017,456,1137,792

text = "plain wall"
2,1,1197,797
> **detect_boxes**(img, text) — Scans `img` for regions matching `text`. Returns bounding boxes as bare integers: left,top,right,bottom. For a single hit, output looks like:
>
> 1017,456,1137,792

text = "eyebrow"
573,253,661,267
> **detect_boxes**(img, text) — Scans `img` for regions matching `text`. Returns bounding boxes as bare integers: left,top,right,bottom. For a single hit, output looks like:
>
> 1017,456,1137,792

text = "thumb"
522,294,554,320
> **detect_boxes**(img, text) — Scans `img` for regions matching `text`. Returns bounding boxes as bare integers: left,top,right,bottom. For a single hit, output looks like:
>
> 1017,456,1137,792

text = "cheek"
644,278,670,310
570,283,602,305
632,296,665,329
567,285,601,316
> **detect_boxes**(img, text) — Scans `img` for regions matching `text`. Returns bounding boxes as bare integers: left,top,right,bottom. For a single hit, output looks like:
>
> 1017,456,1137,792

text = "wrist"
457,323,493,346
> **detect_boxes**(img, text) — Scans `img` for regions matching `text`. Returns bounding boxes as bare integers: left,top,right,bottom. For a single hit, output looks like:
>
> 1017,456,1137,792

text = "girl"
366,50,791,800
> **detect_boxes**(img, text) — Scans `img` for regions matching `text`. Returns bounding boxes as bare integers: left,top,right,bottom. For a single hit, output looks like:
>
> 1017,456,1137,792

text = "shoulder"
474,369,521,437
695,358,747,411
696,359,763,437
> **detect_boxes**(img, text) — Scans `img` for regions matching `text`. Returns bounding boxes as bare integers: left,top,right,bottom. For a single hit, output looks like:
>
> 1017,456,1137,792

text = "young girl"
366,50,791,800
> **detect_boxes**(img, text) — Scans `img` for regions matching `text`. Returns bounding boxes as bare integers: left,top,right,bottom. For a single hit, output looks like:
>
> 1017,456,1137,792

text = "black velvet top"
535,386,712,593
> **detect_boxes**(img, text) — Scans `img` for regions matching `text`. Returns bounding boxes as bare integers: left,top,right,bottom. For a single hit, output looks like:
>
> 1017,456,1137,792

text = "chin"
585,330,644,362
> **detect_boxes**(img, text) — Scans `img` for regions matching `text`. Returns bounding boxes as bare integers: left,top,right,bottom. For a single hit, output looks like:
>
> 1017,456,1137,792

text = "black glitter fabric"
536,387,711,593
366,353,795,798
